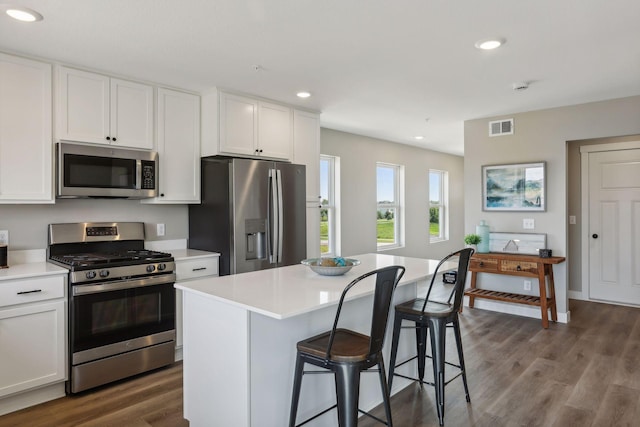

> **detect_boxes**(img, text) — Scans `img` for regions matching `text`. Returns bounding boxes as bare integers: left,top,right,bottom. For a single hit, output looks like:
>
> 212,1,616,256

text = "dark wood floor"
2,299,639,426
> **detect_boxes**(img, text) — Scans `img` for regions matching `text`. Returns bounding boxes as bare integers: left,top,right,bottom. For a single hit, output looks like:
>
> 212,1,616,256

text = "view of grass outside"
320,218,328,253
429,206,440,238
376,218,395,244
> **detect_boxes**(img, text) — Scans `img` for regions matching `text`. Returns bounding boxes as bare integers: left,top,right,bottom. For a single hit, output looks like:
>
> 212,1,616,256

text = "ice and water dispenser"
245,218,267,260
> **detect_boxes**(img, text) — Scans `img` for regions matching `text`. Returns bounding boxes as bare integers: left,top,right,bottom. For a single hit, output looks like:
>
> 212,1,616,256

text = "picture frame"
482,161,546,211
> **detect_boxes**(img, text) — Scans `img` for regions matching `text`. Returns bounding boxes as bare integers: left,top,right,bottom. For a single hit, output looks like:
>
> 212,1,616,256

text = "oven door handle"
72,273,176,296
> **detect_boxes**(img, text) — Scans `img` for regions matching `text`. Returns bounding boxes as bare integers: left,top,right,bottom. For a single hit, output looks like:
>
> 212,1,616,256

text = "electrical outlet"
524,280,532,291
156,224,165,237
0,230,8,245
523,218,535,229
569,215,576,225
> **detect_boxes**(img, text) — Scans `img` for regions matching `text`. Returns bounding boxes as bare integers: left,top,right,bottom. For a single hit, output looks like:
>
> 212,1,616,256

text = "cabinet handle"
259,149,263,153
479,261,484,267
192,267,207,272
516,265,522,271
160,193,165,197
112,137,117,142
17,289,42,295
106,136,111,141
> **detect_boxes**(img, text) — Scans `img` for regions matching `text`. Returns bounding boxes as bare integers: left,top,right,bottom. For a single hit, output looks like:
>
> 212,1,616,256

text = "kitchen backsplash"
0,199,188,250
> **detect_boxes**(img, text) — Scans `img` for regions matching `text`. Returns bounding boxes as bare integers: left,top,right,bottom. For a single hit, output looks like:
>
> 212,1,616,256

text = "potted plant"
464,233,481,251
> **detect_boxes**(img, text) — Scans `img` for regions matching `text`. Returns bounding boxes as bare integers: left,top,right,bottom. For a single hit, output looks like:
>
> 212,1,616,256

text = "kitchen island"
176,253,453,427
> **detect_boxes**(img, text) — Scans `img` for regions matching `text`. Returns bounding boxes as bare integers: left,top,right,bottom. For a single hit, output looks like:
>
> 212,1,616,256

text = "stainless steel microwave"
56,142,158,199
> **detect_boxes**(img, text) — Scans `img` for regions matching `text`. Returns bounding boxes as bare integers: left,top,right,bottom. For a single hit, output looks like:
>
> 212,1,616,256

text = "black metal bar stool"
289,265,405,427
387,248,474,426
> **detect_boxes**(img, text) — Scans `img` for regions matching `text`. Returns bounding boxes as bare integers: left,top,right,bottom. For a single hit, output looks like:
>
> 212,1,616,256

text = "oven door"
70,274,175,365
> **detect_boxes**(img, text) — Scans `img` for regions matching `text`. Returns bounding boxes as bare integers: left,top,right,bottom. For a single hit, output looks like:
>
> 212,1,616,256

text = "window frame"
376,162,404,251
320,155,340,257
429,169,449,243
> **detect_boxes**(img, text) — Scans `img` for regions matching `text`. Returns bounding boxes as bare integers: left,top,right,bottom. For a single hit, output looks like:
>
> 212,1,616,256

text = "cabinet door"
110,78,154,149
258,101,292,160
57,66,110,145
219,92,258,156
0,53,53,203
145,88,200,203
0,300,66,397
293,110,320,203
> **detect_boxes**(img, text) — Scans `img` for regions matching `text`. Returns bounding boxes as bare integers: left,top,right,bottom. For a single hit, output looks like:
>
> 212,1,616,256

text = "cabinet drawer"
470,258,498,272
500,260,538,274
176,257,219,281
0,275,65,308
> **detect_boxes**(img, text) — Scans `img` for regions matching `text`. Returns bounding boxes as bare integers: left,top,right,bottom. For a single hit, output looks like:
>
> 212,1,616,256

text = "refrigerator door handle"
276,169,284,263
269,168,279,264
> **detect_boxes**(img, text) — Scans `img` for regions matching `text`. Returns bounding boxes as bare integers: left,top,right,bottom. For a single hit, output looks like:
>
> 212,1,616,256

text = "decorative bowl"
301,257,360,276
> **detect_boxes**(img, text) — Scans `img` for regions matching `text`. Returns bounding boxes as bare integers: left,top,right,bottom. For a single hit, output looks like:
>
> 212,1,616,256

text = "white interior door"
588,148,640,304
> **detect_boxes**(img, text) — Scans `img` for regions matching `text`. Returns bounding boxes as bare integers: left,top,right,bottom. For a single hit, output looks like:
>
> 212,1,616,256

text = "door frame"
580,140,640,301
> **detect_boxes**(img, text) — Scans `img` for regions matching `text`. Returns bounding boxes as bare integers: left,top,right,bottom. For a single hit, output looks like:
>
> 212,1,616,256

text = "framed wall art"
482,161,546,211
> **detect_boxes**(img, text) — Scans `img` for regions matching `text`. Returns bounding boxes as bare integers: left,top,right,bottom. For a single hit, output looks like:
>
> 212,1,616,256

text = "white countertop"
169,248,220,261
0,262,67,281
176,253,452,320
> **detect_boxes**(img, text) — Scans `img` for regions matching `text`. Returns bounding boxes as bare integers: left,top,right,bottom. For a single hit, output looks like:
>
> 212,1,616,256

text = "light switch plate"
156,224,165,237
0,230,8,245
523,219,535,229
569,215,576,225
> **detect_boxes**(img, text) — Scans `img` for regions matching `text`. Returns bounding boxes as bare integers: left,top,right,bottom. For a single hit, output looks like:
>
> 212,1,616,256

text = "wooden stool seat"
394,299,453,318
297,328,370,362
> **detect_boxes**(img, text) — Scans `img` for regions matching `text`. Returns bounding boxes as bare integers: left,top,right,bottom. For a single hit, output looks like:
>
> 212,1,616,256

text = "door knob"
592,234,598,239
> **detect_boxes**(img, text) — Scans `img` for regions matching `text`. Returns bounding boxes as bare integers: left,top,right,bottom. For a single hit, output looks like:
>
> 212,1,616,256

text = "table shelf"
464,252,565,328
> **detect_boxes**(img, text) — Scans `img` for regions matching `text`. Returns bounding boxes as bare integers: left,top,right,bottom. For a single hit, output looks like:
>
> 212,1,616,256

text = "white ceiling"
1,1,639,156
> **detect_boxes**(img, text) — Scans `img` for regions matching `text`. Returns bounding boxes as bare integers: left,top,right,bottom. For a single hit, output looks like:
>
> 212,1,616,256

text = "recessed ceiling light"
4,6,43,22
296,91,311,99
414,136,425,140
474,38,505,50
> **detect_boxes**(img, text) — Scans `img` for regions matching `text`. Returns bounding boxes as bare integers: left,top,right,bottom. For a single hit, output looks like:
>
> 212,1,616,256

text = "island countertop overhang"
175,253,454,320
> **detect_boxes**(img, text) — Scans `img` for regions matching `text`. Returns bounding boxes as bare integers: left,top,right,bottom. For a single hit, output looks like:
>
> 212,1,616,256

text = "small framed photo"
482,162,546,211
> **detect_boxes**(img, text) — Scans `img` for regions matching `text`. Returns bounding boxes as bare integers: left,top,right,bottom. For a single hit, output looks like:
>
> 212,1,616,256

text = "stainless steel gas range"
47,222,176,394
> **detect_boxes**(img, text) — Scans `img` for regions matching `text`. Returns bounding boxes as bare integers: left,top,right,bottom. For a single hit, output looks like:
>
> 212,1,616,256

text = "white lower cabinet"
0,274,66,415
174,253,219,360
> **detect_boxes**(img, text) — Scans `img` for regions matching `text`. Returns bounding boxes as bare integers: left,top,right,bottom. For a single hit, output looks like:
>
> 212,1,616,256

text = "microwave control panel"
141,161,156,189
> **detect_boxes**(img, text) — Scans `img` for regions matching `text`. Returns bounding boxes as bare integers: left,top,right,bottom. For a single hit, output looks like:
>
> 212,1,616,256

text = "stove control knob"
157,263,166,271
86,271,97,279
146,264,156,273
99,270,110,278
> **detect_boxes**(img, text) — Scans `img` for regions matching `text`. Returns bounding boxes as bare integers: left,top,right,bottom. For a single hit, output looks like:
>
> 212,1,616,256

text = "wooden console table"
463,252,566,328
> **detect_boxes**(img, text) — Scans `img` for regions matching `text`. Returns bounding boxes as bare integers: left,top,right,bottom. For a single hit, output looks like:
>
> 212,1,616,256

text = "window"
429,169,448,242
320,155,340,256
377,162,403,249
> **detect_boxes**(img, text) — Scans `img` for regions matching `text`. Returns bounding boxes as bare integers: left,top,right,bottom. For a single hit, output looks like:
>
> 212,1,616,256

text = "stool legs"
377,356,394,427
334,364,360,427
289,353,305,427
416,323,428,383
452,317,470,402
428,318,447,426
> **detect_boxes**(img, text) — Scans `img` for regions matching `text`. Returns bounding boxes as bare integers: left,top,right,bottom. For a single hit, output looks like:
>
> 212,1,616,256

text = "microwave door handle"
135,160,142,189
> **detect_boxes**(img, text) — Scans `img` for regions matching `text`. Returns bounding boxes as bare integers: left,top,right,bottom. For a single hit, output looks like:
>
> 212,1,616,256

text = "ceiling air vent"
489,118,514,137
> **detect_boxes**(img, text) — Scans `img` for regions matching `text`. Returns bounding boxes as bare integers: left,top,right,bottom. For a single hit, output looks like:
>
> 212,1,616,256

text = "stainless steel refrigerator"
188,157,307,276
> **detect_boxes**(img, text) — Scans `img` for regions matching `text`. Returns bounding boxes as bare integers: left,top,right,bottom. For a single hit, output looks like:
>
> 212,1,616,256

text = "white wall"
321,128,465,260
0,199,187,250
464,95,640,317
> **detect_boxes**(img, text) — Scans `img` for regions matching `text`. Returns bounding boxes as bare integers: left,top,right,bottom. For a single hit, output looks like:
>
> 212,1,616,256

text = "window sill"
377,244,404,252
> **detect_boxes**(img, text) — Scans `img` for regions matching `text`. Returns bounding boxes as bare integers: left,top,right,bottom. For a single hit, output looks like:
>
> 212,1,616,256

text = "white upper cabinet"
219,92,258,157
57,66,153,150
293,109,321,203
258,101,292,159
204,89,292,160
0,53,54,203
143,88,201,204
